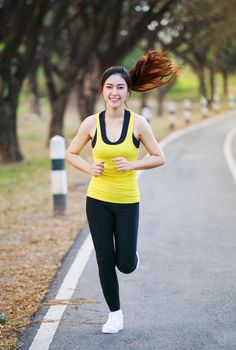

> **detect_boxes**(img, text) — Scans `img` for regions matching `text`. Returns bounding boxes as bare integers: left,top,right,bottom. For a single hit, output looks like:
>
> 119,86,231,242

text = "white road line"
29,110,235,349
29,235,93,350
223,125,236,185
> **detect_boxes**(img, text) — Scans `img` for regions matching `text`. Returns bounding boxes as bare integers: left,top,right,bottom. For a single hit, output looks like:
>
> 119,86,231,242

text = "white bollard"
141,106,152,123
227,93,235,109
183,99,192,124
200,96,209,118
50,135,67,216
212,94,221,113
168,101,177,129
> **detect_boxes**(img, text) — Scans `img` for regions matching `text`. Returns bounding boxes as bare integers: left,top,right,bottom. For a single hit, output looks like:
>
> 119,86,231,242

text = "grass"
167,66,236,102
228,74,236,94
0,100,52,195
168,66,199,101
0,158,50,195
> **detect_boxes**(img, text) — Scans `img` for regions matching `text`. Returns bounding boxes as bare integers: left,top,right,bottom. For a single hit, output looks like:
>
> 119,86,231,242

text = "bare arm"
65,116,104,176
113,116,166,171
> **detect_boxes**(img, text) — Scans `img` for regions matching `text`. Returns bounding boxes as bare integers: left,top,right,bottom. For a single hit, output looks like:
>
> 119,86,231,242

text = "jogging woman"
66,50,178,334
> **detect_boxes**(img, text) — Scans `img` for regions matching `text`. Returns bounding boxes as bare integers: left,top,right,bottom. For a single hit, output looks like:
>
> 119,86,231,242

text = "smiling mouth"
110,98,120,102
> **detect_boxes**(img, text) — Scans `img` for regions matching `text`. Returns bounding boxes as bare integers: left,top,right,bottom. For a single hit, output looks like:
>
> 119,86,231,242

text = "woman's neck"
105,106,125,119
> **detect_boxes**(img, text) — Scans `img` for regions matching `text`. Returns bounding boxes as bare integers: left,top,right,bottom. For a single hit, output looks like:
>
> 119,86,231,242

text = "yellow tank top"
87,109,140,203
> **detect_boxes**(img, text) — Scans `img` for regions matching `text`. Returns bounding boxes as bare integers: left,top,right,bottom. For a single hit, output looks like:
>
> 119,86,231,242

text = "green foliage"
19,67,48,103
0,158,50,195
43,10,54,27
3,84,9,98
0,43,5,53
0,318,8,325
18,44,26,54
0,311,9,325
122,41,146,69
168,66,199,101
229,74,236,91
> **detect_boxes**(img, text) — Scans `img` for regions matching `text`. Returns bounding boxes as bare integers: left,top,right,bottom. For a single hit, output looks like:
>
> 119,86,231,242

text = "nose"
111,89,118,95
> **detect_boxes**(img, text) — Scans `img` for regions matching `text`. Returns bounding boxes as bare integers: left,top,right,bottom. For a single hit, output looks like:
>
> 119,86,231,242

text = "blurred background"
1,0,236,348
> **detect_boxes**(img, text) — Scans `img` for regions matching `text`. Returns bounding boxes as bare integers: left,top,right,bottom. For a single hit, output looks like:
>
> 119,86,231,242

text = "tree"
42,1,116,140
76,0,177,120
0,0,50,162
210,9,236,97
27,58,42,118
0,0,178,161
36,0,177,140
156,0,236,101
217,43,236,96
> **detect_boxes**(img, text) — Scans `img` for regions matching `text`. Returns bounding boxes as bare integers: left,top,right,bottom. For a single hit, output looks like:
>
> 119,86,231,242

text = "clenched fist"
91,161,105,176
112,157,133,171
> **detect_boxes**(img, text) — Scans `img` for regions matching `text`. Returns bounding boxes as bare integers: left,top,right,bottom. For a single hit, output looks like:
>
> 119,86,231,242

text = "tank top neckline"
99,109,130,145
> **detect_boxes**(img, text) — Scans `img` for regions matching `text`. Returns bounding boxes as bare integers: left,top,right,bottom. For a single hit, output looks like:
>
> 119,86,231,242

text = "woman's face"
102,74,129,109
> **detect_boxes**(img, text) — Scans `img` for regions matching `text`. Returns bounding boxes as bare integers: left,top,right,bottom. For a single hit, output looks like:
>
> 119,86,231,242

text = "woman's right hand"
90,161,105,176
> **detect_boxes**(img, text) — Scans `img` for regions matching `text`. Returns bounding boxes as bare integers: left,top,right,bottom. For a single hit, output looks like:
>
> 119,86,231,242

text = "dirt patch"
0,164,89,349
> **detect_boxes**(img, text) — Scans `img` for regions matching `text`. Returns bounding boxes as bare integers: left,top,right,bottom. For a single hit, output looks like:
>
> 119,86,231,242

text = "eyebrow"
105,83,125,86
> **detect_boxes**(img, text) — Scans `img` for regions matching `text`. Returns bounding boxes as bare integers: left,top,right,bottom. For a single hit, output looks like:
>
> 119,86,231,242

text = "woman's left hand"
112,157,134,171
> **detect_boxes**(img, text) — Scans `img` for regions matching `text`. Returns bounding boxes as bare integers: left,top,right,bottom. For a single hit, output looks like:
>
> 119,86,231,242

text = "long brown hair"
129,50,179,92
99,50,179,93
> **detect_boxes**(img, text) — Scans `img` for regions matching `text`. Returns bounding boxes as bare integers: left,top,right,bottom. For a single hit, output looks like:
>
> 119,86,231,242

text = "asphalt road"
20,112,236,350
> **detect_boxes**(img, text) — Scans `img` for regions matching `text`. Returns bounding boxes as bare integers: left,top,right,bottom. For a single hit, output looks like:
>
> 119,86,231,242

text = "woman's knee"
116,262,136,274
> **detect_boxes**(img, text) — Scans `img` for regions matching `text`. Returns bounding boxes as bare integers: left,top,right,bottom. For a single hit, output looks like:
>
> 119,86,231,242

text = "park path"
20,111,236,350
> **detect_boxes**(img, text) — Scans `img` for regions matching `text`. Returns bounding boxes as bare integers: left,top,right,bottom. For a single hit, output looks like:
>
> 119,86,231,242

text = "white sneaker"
102,309,123,334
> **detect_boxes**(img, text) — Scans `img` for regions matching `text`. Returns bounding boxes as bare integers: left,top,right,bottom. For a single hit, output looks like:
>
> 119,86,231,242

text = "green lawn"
168,66,199,101
167,66,236,102
0,158,50,195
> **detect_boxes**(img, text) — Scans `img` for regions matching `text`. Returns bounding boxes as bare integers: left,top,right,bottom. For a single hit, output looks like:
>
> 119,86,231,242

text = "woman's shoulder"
130,111,150,138
83,114,97,124
131,111,149,126
76,114,97,139
80,114,97,130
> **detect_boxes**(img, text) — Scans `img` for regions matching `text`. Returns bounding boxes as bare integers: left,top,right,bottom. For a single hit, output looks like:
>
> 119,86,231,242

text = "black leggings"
86,196,139,311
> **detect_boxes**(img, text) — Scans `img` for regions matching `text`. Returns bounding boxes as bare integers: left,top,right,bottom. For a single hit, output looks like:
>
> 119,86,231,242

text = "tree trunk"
222,70,228,97
77,59,101,120
48,94,68,141
139,93,148,112
0,1,51,162
197,66,207,98
157,88,165,117
156,84,173,117
27,71,41,117
0,75,23,163
209,65,215,103
0,99,23,162
77,85,99,120
43,57,72,142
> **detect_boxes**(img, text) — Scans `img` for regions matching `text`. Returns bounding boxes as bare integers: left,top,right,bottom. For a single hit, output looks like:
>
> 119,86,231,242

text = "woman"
66,50,178,334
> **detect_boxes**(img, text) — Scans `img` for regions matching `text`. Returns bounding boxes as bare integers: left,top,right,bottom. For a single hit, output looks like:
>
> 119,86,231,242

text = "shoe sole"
102,326,123,334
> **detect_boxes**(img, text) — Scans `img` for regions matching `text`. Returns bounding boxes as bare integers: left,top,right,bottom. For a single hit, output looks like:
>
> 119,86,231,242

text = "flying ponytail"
129,50,179,92
99,50,179,94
